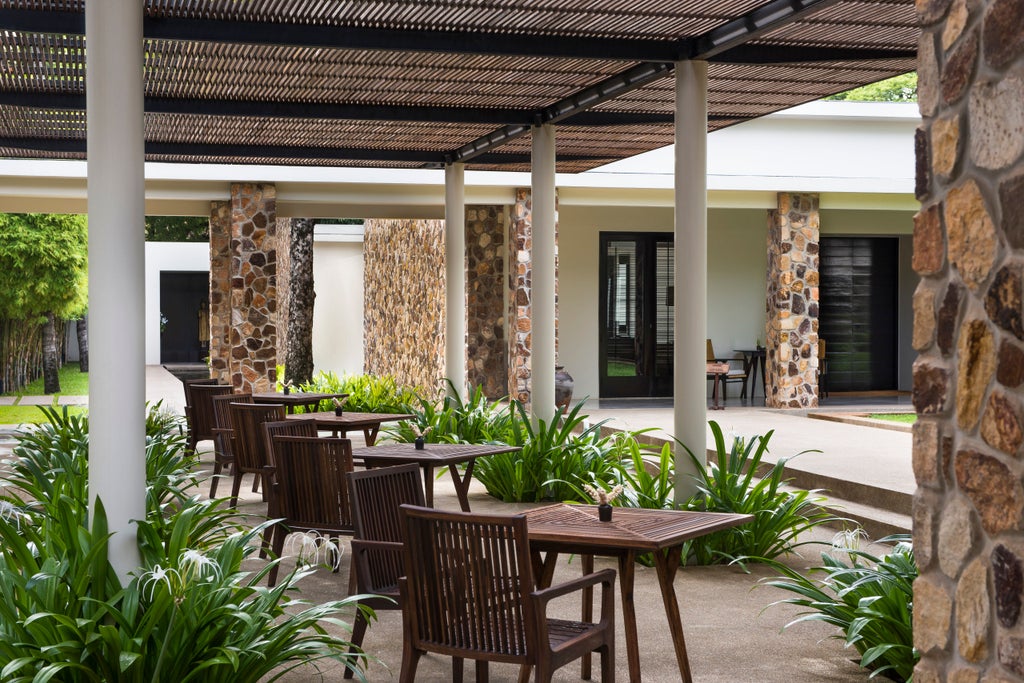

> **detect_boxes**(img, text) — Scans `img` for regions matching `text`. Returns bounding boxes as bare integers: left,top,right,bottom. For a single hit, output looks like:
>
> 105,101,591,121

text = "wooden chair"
227,401,286,508
262,417,318,468
264,435,356,587
183,381,232,453
706,339,748,401
398,504,616,683
343,464,426,678
208,392,253,498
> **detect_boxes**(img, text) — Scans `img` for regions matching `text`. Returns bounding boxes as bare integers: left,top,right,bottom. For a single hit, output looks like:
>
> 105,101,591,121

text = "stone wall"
275,217,291,368
466,205,508,399
765,192,820,408
228,183,278,393
363,218,446,393
208,201,232,383
913,1,1024,680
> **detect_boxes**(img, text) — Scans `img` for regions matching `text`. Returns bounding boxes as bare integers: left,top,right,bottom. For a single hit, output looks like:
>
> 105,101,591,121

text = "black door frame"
598,232,673,398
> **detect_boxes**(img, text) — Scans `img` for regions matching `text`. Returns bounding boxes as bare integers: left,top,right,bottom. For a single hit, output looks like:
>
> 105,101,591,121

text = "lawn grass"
4,362,89,397
869,412,917,424
0,404,86,425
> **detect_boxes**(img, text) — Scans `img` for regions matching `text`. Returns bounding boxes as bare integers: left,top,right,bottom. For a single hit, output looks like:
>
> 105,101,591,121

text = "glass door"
599,233,674,397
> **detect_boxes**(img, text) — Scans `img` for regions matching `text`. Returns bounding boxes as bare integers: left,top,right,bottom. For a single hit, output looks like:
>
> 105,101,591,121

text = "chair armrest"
530,567,615,607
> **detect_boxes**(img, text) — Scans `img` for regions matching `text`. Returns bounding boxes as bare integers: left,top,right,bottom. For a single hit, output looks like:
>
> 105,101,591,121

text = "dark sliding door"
160,271,209,363
599,233,674,397
819,237,899,392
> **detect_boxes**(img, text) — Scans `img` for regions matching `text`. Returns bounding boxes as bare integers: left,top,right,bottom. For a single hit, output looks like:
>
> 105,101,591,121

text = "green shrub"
679,421,841,565
473,400,622,503
761,535,917,681
0,407,370,681
385,381,513,444
283,367,421,414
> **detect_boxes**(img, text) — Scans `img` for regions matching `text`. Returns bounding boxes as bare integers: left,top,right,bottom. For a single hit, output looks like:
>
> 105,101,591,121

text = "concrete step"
817,493,912,539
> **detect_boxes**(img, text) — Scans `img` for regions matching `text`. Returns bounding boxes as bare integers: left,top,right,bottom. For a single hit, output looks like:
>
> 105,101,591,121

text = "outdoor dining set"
182,378,751,683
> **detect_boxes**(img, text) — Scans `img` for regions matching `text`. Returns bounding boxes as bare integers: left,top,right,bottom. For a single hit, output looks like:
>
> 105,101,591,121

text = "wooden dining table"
349,442,521,511
524,504,753,683
251,391,348,414
285,411,414,446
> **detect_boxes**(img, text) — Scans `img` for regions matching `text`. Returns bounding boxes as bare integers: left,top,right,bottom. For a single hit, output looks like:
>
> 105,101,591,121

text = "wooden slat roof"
0,0,917,172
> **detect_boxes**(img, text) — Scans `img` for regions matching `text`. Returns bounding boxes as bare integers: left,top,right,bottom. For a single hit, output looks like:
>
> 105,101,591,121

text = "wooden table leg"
617,552,641,682
421,465,435,506
363,425,380,446
652,548,692,683
449,461,476,512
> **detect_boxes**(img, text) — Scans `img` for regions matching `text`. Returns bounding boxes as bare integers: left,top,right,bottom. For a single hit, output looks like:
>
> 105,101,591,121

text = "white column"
86,2,146,578
531,125,557,419
444,163,467,399
673,60,709,501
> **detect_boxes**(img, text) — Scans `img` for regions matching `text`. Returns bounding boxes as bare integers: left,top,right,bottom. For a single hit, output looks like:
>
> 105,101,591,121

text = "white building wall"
145,242,208,365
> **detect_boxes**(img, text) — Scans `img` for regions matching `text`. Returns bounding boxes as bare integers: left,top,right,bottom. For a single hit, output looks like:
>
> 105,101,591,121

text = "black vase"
283,385,290,395
414,436,425,450
334,407,344,417
598,503,612,522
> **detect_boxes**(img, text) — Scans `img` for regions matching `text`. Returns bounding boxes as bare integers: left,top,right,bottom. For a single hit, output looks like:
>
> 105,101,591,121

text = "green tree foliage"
826,72,917,102
145,215,209,242
0,213,88,321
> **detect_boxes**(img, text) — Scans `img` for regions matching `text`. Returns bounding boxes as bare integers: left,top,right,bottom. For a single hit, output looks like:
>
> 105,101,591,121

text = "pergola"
0,0,918,573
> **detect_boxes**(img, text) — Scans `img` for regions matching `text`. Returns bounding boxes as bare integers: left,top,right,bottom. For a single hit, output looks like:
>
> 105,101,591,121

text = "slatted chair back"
183,382,233,451
402,505,536,660
224,401,285,507
262,418,318,467
341,463,426,676
206,392,252,498
398,504,616,683
270,435,355,533
264,435,356,587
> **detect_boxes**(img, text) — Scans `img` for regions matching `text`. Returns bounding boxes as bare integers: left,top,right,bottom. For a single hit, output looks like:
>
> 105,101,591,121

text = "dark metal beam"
687,0,844,60
0,91,693,127
0,8,679,62
446,61,674,164
711,44,918,64
144,15,681,62
447,0,847,163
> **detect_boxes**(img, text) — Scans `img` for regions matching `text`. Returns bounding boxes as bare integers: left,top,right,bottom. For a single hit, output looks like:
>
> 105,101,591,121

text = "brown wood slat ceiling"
0,0,918,171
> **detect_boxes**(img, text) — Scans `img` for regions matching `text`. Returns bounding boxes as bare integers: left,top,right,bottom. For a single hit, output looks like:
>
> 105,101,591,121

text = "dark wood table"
285,411,414,446
251,391,348,414
734,347,766,403
525,504,753,683
349,442,521,511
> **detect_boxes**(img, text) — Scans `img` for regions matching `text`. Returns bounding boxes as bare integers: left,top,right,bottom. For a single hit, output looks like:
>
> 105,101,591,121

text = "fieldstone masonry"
466,205,508,399
363,219,446,393
913,1,1024,680
209,201,231,383
509,189,533,404
228,183,278,393
765,192,820,408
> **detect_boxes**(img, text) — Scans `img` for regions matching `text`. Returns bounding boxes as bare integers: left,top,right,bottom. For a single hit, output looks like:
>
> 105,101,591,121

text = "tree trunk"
76,314,89,372
285,218,316,385
42,312,60,394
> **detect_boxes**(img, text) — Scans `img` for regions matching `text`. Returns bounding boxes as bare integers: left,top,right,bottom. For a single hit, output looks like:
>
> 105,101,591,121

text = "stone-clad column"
913,1,1024,680
208,201,232,383
229,183,278,393
765,192,820,408
508,188,533,405
466,204,507,399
